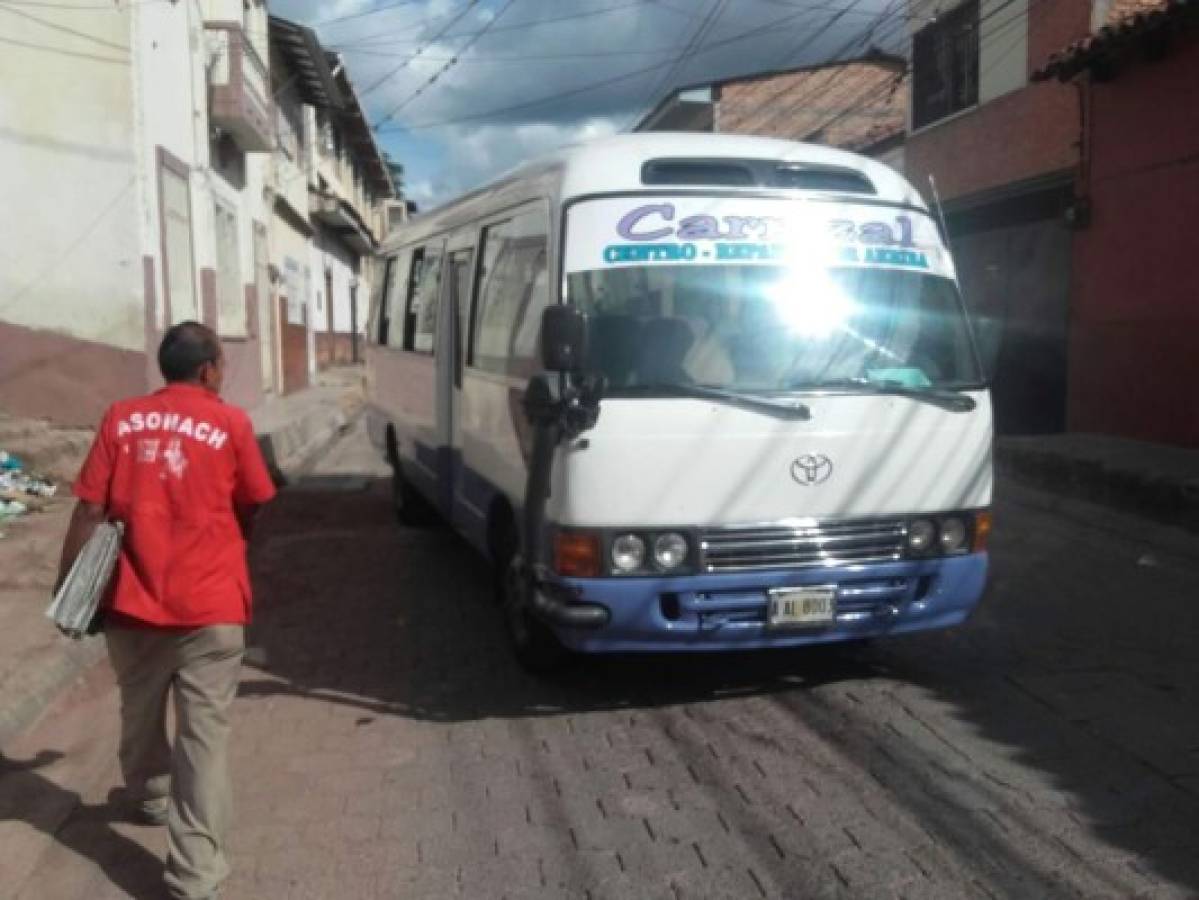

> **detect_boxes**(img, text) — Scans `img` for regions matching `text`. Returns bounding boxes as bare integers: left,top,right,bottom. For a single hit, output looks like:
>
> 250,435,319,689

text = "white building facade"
0,2,394,424
268,17,394,392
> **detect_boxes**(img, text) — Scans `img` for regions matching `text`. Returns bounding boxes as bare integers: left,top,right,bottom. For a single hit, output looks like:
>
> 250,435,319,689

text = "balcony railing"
206,23,273,153
310,190,376,254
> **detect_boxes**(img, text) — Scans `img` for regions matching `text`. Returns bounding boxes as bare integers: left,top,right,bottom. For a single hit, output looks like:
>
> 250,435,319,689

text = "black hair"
158,321,220,383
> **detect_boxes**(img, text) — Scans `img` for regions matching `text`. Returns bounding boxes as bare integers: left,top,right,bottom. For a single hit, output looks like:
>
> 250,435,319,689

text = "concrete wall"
0,3,147,425
1068,32,1199,447
131,0,268,411
132,0,206,331
312,231,359,336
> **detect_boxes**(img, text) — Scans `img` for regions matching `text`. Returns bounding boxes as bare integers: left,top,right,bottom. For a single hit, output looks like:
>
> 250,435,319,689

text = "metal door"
435,244,476,520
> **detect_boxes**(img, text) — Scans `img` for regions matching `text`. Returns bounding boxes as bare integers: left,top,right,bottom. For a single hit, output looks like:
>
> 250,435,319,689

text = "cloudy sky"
273,0,902,210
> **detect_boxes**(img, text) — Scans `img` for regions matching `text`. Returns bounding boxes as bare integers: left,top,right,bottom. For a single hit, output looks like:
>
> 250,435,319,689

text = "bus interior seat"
587,314,640,387
730,329,785,383
636,317,694,385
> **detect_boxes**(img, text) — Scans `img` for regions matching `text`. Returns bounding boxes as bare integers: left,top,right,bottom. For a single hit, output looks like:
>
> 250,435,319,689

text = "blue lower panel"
554,554,988,653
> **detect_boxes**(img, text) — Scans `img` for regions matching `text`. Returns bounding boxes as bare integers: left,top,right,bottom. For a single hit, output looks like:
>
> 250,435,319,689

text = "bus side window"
374,254,395,347
404,244,444,353
382,249,410,349
473,208,548,376
510,250,549,376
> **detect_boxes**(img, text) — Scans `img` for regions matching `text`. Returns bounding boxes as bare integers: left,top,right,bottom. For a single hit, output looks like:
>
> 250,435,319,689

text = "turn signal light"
972,510,993,552
554,531,602,577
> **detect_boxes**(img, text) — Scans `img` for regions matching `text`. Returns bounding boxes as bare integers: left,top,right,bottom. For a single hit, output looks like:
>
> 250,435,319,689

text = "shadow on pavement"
243,479,880,720
242,479,1199,894
0,751,163,900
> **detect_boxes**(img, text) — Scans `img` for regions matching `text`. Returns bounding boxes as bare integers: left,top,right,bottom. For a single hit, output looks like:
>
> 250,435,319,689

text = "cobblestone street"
3,423,1199,899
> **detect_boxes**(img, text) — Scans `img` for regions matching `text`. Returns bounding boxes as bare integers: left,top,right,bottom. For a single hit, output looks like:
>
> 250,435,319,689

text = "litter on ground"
0,451,59,523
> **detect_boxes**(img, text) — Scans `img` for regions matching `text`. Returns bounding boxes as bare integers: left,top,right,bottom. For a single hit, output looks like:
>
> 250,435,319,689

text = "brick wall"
715,61,907,151
904,81,1081,201
905,0,1095,203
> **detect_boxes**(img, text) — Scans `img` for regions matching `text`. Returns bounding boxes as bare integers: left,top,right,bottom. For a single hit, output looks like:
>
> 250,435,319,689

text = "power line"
0,0,165,8
357,0,482,99
372,6,835,134
756,0,924,19
349,45,690,60
716,0,900,134
0,0,131,49
331,0,702,50
360,0,1045,141
734,0,1032,134
312,0,428,27
775,0,1052,149
328,0,479,49
771,0,876,69
373,0,522,129
636,6,861,135
622,0,727,132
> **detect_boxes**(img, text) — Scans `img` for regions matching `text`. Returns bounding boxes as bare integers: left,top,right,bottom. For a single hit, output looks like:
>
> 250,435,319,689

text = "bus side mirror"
540,304,587,373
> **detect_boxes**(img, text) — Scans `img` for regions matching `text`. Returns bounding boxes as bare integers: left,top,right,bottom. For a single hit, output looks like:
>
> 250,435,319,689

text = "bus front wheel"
502,555,570,674
390,460,438,527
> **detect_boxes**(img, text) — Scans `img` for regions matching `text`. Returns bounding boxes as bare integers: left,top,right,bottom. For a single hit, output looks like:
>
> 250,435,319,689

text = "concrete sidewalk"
0,367,365,748
251,366,366,484
997,433,1199,533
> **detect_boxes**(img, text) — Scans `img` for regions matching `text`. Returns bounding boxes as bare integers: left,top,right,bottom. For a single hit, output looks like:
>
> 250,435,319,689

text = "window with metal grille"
912,0,979,130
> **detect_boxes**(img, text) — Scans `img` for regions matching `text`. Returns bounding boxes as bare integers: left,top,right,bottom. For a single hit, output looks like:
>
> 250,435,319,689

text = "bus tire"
487,504,516,606
390,459,438,527
501,554,570,674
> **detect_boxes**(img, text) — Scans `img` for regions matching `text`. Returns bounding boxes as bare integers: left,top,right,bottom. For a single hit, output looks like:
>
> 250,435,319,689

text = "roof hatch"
641,157,876,194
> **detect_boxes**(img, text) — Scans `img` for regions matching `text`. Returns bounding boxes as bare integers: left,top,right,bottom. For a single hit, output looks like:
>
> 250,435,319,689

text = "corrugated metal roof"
269,16,393,197
1036,0,1197,81
269,16,344,108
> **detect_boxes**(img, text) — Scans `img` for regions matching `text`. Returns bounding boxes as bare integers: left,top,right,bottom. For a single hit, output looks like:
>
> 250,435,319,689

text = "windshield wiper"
620,383,811,419
786,378,977,412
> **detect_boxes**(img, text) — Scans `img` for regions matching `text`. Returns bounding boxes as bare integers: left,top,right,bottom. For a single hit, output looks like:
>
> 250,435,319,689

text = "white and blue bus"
366,133,992,670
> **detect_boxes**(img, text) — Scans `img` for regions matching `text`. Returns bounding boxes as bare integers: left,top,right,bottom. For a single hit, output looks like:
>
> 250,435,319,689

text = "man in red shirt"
57,321,276,900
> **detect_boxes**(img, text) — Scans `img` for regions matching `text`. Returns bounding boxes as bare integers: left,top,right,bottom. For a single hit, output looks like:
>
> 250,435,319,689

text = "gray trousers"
106,624,245,900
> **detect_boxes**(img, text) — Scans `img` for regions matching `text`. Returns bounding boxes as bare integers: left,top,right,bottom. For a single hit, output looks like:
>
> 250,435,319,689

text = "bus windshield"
567,264,983,395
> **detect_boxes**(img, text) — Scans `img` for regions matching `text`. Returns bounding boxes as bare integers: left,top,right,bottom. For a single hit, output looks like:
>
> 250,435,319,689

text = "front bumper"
549,553,988,653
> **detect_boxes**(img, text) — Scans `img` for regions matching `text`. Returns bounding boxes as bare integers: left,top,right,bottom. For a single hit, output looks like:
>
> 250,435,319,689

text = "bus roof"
391,133,929,246
548,133,925,208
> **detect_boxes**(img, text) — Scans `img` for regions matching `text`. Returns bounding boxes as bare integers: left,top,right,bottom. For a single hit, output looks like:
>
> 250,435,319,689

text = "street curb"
995,441,1199,534
285,407,366,484
0,635,105,749
255,405,352,486
998,477,1199,565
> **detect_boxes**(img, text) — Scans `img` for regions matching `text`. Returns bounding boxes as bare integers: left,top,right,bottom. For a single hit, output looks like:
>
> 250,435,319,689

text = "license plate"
768,586,836,628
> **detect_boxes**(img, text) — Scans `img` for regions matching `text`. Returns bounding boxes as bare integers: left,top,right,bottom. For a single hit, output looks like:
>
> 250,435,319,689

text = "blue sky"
273,0,900,210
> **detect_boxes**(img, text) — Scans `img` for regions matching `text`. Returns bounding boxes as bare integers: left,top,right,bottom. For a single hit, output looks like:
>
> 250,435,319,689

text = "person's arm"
235,503,261,542
55,501,107,594
58,408,118,593
232,412,277,545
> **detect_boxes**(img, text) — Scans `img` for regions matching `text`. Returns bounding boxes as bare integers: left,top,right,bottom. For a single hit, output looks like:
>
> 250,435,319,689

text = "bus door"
437,242,476,522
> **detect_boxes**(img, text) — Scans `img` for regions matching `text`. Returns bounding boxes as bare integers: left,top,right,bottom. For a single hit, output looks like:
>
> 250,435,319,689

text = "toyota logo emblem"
790,454,833,486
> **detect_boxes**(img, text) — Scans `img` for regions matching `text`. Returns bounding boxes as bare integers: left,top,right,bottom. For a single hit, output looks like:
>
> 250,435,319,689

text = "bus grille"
698,519,907,573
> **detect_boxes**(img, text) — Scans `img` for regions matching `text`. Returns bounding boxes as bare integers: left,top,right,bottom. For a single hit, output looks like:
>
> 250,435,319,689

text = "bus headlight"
939,517,967,554
611,534,646,573
653,533,688,570
907,519,936,554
